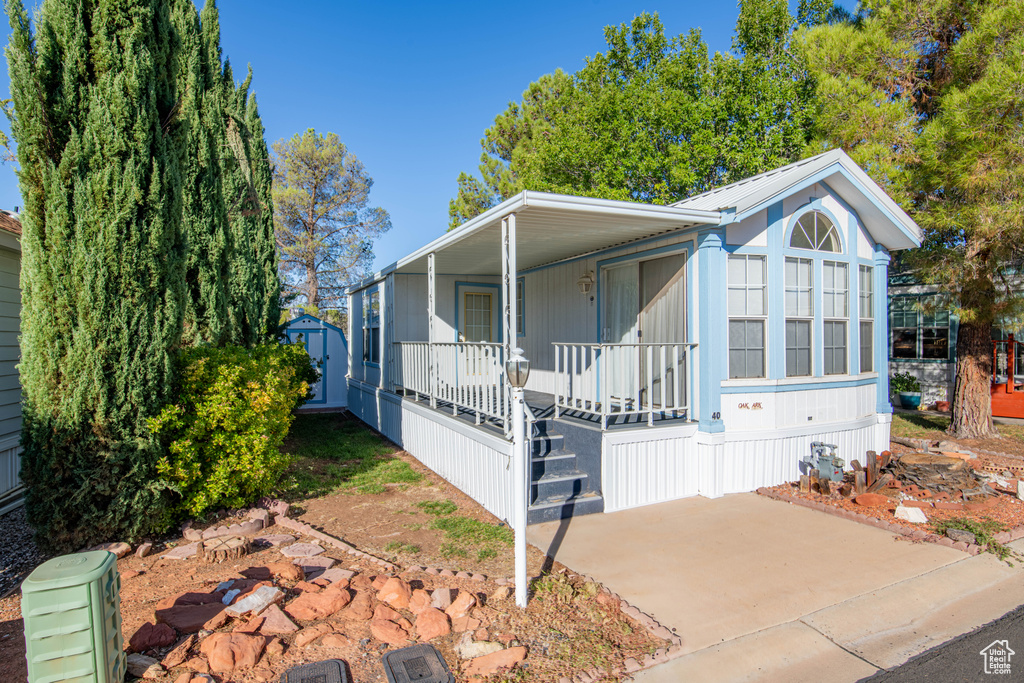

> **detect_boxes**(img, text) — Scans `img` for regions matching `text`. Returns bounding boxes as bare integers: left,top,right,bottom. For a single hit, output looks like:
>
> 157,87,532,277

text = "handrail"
553,341,696,428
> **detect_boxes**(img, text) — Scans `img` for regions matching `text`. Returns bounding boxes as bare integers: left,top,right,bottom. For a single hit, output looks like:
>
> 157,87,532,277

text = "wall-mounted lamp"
577,272,595,295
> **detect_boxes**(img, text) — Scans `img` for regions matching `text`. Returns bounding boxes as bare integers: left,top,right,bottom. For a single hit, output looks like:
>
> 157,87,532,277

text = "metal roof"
672,148,922,250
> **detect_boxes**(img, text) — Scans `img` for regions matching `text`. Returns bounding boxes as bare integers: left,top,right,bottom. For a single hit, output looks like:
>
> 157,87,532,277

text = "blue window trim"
454,281,503,343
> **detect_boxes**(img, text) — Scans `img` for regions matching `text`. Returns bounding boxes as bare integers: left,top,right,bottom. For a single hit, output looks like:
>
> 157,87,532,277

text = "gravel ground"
0,506,50,598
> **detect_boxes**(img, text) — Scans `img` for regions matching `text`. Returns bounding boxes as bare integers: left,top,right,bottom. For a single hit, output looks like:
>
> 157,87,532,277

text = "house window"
516,279,525,336
785,257,813,376
362,289,380,364
464,292,492,342
822,261,847,375
790,211,841,252
859,266,873,372
890,296,950,360
727,255,766,378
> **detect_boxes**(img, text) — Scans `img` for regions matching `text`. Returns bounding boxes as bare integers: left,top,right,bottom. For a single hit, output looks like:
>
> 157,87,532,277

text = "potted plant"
891,371,922,409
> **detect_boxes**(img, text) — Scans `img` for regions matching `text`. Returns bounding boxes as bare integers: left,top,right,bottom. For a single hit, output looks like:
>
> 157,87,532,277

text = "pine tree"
6,0,186,550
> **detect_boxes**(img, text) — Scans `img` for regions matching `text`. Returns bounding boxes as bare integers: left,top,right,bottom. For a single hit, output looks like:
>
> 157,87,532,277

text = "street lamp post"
505,347,530,608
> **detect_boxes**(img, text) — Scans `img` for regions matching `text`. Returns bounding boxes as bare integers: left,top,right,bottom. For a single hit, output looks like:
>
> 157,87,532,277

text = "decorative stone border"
757,487,1024,554
271,515,400,573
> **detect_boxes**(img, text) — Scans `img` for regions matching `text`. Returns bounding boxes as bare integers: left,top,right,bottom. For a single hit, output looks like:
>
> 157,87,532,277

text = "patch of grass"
385,541,421,555
890,412,951,440
476,548,497,561
430,515,513,547
276,414,417,499
439,542,468,559
403,523,423,531
929,516,1021,564
417,500,457,516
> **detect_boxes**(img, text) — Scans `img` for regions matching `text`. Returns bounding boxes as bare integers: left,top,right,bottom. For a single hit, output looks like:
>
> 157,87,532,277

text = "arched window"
790,211,841,252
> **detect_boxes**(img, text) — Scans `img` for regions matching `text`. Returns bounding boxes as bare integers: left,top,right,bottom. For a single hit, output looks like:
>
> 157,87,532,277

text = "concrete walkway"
527,493,1024,682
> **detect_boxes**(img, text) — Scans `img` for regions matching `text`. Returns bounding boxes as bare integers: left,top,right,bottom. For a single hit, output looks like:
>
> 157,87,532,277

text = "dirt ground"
0,441,666,682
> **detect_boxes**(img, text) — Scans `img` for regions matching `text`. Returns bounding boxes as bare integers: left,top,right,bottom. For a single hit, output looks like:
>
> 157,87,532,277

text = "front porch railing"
392,341,507,428
553,342,696,428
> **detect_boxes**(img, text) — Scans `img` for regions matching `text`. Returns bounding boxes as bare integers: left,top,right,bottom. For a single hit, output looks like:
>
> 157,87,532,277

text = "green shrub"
149,343,316,518
890,371,921,393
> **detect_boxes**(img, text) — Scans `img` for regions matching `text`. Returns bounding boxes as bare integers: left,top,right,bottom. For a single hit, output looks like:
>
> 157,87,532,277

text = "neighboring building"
346,150,921,525
0,209,22,514
282,314,349,410
887,274,957,406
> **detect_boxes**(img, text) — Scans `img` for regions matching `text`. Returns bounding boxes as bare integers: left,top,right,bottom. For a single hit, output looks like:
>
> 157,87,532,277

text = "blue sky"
0,1,854,270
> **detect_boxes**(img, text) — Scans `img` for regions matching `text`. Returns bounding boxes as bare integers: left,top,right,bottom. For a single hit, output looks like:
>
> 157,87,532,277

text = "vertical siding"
720,384,877,431
603,426,700,512
602,415,887,513
347,380,515,523
0,246,21,505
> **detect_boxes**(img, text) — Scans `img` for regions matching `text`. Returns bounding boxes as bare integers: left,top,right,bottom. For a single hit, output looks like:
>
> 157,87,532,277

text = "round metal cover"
382,643,454,683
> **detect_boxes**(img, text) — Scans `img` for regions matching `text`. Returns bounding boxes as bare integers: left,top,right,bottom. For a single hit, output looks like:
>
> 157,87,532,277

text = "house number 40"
712,412,721,420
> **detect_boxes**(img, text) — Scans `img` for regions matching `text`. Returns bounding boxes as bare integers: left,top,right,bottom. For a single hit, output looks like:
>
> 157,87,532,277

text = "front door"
290,329,325,403
602,252,686,406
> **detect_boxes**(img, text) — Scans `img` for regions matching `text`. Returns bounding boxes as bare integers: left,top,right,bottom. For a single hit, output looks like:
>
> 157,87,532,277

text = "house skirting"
601,413,891,512
347,380,515,524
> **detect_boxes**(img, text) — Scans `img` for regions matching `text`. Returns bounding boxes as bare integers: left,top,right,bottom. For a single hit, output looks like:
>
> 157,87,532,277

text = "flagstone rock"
294,555,336,579
285,586,352,621
370,618,412,645
489,587,512,603
321,633,353,648
184,658,210,673
259,605,298,634
232,616,264,633
129,622,177,652
415,608,451,641
265,637,285,658
156,603,227,634
344,591,373,621
945,528,977,545
372,574,391,590
378,577,412,609
242,563,303,582
408,589,432,615
316,568,355,585
163,543,200,560
374,604,403,622
127,653,164,678
293,580,322,593
463,646,527,676
221,589,240,605
445,592,476,620
294,623,333,648
895,504,929,524
350,574,373,591
200,633,266,673
854,493,889,507
136,542,153,558
455,633,503,660
431,588,455,610
203,609,230,631
225,586,283,618
280,542,325,558
453,616,482,632
91,541,132,558
252,534,296,548
162,635,198,669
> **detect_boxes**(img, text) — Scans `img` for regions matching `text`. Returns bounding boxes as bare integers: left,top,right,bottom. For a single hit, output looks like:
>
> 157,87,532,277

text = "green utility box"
21,551,126,683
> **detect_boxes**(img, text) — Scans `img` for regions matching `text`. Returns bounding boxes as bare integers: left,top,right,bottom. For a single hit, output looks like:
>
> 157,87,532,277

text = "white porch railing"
553,342,696,428
392,342,508,428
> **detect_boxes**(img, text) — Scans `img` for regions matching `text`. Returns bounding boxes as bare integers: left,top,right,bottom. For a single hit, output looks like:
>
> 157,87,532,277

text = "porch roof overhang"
352,192,721,289
672,148,923,252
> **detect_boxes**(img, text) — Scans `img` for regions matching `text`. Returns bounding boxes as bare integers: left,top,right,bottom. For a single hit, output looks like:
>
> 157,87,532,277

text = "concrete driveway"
528,493,1024,682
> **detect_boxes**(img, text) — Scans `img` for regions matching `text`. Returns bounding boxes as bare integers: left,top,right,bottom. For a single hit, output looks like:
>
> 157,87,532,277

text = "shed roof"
0,211,21,236
672,149,922,250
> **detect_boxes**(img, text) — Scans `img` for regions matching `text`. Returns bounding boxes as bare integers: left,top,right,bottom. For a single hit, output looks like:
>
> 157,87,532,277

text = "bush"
149,343,317,518
890,371,921,393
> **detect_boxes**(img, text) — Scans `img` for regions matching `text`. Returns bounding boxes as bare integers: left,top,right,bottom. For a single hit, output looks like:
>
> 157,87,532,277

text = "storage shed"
0,210,22,514
283,314,348,410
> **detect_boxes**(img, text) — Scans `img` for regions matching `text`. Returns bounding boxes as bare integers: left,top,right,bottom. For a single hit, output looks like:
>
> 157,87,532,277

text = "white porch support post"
428,252,437,409
502,213,528,609
383,272,394,391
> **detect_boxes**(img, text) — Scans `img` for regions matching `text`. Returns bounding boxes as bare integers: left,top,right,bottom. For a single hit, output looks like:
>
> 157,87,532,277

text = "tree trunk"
948,316,997,438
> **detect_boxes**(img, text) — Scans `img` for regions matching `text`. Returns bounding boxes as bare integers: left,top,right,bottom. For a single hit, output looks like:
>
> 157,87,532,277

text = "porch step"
527,491,604,524
531,450,578,478
530,433,565,458
531,471,588,504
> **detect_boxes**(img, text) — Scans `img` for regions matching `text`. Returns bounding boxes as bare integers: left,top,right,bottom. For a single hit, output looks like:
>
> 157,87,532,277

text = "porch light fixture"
505,347,530,388
577,272,595,295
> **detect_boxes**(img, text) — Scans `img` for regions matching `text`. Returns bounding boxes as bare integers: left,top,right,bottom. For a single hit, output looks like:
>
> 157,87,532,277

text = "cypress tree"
174,0,232,346
6,0,187,550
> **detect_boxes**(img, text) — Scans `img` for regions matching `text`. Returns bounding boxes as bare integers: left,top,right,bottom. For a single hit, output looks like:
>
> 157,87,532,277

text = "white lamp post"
505,347,530,608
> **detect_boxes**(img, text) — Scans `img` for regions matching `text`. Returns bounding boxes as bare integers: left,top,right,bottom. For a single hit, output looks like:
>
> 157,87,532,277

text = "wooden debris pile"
799,450,996,502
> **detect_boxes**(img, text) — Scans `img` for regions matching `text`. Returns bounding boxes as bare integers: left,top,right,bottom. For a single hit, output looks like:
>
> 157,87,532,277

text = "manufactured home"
346,150,921,525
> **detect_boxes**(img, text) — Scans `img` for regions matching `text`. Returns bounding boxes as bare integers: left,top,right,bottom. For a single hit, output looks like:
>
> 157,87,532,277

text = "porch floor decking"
393,387,694,437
